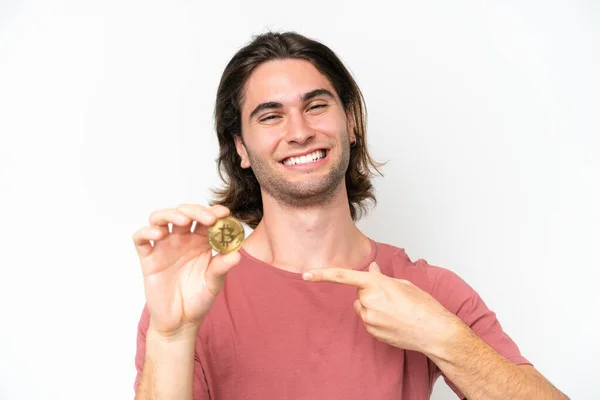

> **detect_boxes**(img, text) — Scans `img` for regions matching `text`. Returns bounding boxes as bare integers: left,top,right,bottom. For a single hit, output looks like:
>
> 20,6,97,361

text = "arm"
425,319,569,400
135,323,200,400
131,204,241,400
304,263,569,400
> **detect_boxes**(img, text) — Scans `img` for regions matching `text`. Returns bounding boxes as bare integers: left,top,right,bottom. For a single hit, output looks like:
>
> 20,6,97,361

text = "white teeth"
283,150,326,166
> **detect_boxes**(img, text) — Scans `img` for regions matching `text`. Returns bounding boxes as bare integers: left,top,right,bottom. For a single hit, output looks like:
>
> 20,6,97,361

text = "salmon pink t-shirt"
134,239,531,399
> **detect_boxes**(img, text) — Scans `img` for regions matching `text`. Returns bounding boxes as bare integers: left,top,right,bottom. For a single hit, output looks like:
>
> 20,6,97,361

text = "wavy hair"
210,31,383,229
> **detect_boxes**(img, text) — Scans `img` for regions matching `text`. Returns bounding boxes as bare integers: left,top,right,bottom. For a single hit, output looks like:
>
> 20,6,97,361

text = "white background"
0,0,598,399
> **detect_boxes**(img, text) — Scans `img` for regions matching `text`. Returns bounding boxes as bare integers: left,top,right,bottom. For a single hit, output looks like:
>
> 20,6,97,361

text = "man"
132,31,568,399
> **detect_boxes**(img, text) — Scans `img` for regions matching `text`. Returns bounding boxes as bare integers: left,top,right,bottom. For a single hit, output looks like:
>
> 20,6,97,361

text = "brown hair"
210,31,384,229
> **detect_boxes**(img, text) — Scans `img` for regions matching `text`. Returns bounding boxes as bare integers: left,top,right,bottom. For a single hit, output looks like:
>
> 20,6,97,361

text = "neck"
242,184,372,274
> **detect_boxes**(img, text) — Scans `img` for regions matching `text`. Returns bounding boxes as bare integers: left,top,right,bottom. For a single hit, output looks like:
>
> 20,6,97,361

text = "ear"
234,135,251,169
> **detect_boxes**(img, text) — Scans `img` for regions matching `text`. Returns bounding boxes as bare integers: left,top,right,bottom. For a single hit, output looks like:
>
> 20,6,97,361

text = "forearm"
425,320,568,400
135,323,200,400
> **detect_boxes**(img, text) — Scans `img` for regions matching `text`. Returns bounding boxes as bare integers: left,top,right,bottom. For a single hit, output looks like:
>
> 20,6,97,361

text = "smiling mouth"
282,149,328,166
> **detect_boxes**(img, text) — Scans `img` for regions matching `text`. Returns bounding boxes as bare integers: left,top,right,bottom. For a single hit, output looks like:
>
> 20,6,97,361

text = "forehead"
241,59,337,115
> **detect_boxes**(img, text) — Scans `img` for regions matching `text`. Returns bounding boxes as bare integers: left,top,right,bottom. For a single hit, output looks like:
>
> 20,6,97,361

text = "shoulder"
373,241,478,314
373,242,531,371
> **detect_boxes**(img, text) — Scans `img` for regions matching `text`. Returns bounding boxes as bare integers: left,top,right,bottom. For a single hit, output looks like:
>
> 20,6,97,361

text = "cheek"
240,118,282,155
246,128,283,157
307,113,348,138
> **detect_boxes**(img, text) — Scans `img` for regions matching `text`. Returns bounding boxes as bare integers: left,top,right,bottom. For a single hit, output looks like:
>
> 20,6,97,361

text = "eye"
259,114,280,122
308,103,328,112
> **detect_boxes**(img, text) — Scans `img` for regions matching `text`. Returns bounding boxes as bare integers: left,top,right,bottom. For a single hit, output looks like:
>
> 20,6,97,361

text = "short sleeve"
424,263,532,399
133,305,210,400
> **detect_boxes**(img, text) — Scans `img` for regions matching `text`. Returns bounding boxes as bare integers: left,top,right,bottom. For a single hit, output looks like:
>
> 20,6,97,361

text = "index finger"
302,268,374,288
176,204,230,226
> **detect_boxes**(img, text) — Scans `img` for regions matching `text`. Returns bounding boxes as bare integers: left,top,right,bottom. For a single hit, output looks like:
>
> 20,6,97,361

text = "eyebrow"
248,88,335,120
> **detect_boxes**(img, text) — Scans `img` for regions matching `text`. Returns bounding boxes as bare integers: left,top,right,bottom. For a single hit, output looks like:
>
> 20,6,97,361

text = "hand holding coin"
132,204,243,336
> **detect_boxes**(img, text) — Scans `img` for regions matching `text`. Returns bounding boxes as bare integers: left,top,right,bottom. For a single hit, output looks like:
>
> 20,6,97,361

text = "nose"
284,110,315,145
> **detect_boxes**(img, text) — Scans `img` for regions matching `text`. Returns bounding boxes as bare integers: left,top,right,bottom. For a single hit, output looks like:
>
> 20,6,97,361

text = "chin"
273,177,344,207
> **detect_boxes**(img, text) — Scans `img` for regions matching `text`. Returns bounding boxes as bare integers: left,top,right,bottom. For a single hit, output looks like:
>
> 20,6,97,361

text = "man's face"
236,58,355,208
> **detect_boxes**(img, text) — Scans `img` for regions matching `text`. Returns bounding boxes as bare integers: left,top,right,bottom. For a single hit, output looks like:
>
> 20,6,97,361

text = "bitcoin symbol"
218,225,235,246
208,216,245,254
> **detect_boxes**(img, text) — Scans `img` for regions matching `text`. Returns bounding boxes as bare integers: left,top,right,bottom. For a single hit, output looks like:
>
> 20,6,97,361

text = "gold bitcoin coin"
207,216,245,254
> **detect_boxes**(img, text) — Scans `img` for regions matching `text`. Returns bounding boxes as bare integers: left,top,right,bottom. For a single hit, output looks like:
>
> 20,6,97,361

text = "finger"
178,204,231,219
193,205,233,235
176,204,230,234
203,250,242,295
149,208,193,234
208,204,232,219
368,262,381,273
132,226,168,258
353,298,363,317
302,268,373,289
353,299,375,326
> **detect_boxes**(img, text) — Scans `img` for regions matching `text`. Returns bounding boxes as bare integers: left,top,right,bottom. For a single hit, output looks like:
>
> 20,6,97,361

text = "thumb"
205,251,241,293
368,261,381,274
